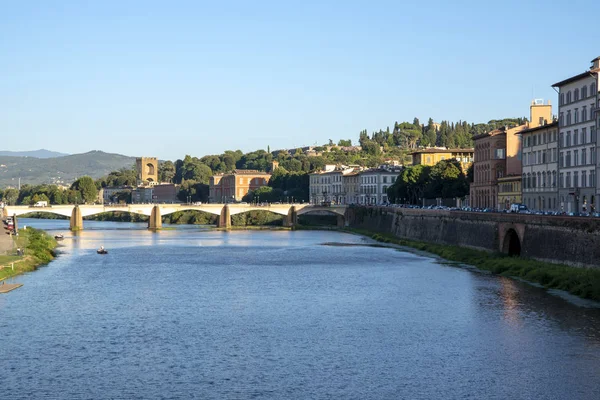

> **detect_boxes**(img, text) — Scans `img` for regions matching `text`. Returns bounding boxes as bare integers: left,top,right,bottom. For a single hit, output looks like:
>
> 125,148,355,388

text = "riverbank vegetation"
347,228,600,302
0,228,57,281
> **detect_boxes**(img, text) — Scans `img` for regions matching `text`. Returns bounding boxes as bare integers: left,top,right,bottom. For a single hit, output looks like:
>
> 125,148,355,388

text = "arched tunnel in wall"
502,228,521,257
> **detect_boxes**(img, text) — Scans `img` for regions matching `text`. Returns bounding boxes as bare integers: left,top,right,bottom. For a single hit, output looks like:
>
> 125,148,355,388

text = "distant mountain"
0,150,136,188
0,149,69,158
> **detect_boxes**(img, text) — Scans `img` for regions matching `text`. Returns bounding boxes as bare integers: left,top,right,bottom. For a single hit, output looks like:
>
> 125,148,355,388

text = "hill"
0,150,136,188
0,149,69,158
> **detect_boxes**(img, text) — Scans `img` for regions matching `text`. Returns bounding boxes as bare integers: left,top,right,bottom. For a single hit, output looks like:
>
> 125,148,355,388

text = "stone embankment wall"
346,207,600,268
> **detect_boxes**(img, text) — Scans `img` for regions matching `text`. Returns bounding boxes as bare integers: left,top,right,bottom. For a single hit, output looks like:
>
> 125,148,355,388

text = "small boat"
54,234,64,240
97,248,108,254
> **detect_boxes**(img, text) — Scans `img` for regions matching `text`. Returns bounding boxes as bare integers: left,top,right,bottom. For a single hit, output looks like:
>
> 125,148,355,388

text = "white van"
33,201,48,207
510,203,528,213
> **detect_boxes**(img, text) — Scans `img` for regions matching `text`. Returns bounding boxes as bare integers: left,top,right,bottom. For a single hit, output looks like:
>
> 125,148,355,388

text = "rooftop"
552,71,595,88
517,121,559,135
410,148,474,155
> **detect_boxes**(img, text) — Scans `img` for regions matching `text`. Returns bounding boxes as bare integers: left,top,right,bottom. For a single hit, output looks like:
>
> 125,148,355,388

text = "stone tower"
136,157,158,185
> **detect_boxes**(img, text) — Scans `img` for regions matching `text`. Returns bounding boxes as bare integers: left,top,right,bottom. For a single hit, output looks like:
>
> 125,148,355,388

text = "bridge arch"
502,228,521,256
297,208,346,227
231,209,285,226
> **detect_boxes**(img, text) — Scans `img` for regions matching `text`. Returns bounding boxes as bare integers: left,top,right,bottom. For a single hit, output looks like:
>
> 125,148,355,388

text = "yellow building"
497,176,522,210
410,148,474,172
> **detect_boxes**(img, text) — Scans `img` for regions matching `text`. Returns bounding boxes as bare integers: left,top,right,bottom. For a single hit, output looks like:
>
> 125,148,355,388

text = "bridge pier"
218,205,231,229
149,205,162,230
70,206,83,231
12,214,18,233
336,213,346,228
284,206,298,228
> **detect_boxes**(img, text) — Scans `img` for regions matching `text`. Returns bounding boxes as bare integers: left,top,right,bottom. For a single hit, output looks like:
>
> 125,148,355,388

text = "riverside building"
520,101,559,211
209,170,271,203
552,58,599,213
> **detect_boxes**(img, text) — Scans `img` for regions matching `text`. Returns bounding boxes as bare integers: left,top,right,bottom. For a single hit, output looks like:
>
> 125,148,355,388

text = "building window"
591,170,596,187
567,111,571,126
574,171,579,188
582,148,587,165
582,85,588,98
574,150,579,166
559,152,564,168
582,171,587,188
592,83,597,96
574,88,579,101
582,106,587,121
566,172,571,188
567,91,572,103
560,93,565,105
494,149,506,159
566,151,571,167
574,108,579,124
559,173,564,188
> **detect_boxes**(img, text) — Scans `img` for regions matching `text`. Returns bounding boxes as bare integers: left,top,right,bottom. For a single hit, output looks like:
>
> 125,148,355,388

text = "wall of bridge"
347,207,600,268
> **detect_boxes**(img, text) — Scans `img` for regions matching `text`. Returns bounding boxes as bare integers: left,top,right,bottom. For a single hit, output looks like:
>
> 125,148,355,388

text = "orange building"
470,101,552,210
470,125,526,209
209,170,271,203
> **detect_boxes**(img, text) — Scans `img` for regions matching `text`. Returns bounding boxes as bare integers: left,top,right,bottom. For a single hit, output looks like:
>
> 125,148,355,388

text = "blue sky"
1,0,598,161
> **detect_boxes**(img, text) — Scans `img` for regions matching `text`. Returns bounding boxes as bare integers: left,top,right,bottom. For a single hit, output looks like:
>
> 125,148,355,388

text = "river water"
1,219,600,399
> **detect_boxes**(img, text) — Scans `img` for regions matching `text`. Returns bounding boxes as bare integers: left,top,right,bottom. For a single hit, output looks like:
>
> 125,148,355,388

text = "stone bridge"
1,204,348,231
347,206,600,268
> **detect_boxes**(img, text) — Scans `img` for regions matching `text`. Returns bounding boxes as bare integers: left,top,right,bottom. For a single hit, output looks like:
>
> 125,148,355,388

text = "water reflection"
499,277,523,328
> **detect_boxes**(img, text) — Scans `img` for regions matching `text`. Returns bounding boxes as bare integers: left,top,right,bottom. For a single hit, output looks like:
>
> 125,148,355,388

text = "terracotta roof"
517,121,559,135
232,169,271,175
410,148,473,155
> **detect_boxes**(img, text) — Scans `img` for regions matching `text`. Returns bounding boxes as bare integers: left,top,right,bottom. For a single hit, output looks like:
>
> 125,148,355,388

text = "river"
1,219,600,399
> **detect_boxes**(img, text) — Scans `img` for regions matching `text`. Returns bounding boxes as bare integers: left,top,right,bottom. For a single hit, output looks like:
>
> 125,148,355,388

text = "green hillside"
0,150,136,188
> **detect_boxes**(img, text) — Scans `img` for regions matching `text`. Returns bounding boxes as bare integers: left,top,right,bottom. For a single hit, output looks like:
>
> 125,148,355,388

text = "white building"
99,186,134,204
552,58,599,213
592,57,600,206
521,120,559,211
309,165,357,204
358,166,403,205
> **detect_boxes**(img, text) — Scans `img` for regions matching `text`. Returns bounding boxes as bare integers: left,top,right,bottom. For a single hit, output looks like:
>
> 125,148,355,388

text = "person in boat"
99,246,105,252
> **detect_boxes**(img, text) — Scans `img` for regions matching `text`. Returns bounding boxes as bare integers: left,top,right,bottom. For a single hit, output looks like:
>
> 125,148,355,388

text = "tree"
2,188,19,205
338,139,352,146
413,117,421,129
158,161,176,183
71,176,98,204
175,155,213,184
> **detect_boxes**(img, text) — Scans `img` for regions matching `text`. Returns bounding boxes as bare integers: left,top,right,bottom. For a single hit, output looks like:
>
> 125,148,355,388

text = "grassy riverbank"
345,228,600,302
0,228,57,281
